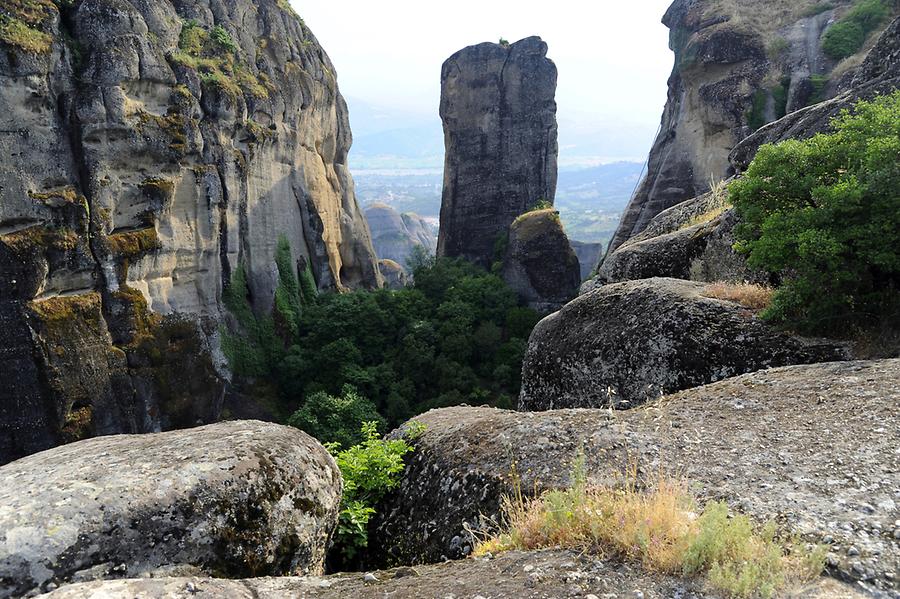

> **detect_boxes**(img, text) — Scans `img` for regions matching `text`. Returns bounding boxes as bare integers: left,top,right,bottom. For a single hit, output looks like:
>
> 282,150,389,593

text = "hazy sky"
294,0,676,162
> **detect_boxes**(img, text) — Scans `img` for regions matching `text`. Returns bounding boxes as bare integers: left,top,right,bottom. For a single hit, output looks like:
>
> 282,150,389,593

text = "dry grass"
703,282,775,311
474,461,827,598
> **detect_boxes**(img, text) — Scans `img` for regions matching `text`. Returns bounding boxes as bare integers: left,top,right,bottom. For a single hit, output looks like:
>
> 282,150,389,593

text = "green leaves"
328,422,417,563
731,91,900,333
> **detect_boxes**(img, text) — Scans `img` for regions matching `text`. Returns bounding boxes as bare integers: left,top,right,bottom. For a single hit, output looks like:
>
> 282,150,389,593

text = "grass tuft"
474,462,826,599
703,282,775,310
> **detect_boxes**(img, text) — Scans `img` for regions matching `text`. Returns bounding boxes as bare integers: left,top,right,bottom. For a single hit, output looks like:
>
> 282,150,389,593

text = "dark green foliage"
730,91,900,334
821,0,890,59
808,75,830,105
224,240,540,442
287,385,384,448
747,89,769,131
772,78,790,120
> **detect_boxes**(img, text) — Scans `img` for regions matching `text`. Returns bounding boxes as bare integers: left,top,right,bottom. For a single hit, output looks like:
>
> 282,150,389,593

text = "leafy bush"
210,24,237,54
287,385,384,448
730,91,900,333
821,0,890,59
327,422,417,566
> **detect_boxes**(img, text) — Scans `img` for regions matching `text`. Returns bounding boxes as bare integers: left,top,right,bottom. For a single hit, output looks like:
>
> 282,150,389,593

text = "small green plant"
327,422,418,564
527,198,553,212
499,37,509,46
210,24,237,54
731,91,900,334
821,0,890,59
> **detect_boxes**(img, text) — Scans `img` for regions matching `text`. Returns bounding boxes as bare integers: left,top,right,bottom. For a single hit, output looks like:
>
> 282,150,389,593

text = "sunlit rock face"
436,36,558,270
0,0,380,464
607,0,896,256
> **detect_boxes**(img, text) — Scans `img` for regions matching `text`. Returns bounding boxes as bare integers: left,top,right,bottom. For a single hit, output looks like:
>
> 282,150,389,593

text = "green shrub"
730,91,900,334
287,385,384,448
210,24,237,54
328,422,417,565
821,0,890,59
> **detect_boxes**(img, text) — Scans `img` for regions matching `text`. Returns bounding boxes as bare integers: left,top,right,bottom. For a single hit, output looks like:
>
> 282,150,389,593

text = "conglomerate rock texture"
607,0,897,256
364,203,436,270
369,360,899,595
39,550,867,598
0,0,380,464
0,421,342,598
436,36,558,269
520,277,847,410
499,209,580,313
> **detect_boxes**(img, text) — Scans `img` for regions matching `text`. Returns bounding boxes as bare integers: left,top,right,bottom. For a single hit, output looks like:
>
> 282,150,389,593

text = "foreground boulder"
521,277,847,410
583,188,766,293
40,549,865,599
369,359,899,593
0,421,341,598
500,209,581,313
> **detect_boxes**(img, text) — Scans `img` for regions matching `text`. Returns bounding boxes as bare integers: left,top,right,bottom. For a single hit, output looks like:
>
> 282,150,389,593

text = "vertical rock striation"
436,36,558,269
0,0,380,464
607,0,897,256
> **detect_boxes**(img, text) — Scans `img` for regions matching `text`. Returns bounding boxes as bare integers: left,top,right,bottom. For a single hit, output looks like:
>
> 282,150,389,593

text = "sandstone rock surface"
520,278,847,410
0,421,341,598
584,188,765,292
38,549,867,598
500,209,580,313
364,203,436,270
731,15,900,171
370,360,899,593
437,37,558,269
0,0,380,463
378,259,408,290
608,1,896,255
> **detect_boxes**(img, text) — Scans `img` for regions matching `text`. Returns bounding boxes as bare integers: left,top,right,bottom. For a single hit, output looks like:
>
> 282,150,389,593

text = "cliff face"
364,203,436,270
607,0,896,255
0,0,380,463
436,36,558,269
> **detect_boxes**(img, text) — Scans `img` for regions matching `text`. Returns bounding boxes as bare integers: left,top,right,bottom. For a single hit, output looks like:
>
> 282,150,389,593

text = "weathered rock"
0,421,341,598
365,203,436,270
0,0,381,464
38,550,867,598
583,188,766,292
520,278,847,410
370,359,899,593
731,15,900,171
569,240,603,281
499,209,580,313
378,259,408,290
436,37,558,269
608,1,895,255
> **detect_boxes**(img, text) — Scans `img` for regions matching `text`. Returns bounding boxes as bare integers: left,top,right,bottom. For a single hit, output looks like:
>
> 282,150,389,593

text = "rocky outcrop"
436,37,558,269
569,240,603,281
0,421,341,597
608,0,896,255
499,209,580,313
520,278,847,410
731,14,900,171
39,549,866,598
364,203,436,270
378,259,408,290
582,187,766,293
370,359,899,593
0,0,381,464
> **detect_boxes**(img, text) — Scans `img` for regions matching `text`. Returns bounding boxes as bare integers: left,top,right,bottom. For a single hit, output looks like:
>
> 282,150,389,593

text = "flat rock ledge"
39,549,867,598
370,360,899,596
0,421,341,598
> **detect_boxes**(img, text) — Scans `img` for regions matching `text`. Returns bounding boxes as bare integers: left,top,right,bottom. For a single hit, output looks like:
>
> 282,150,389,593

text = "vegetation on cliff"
224,239,539,436
822,0,891,59
731,91,900,334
